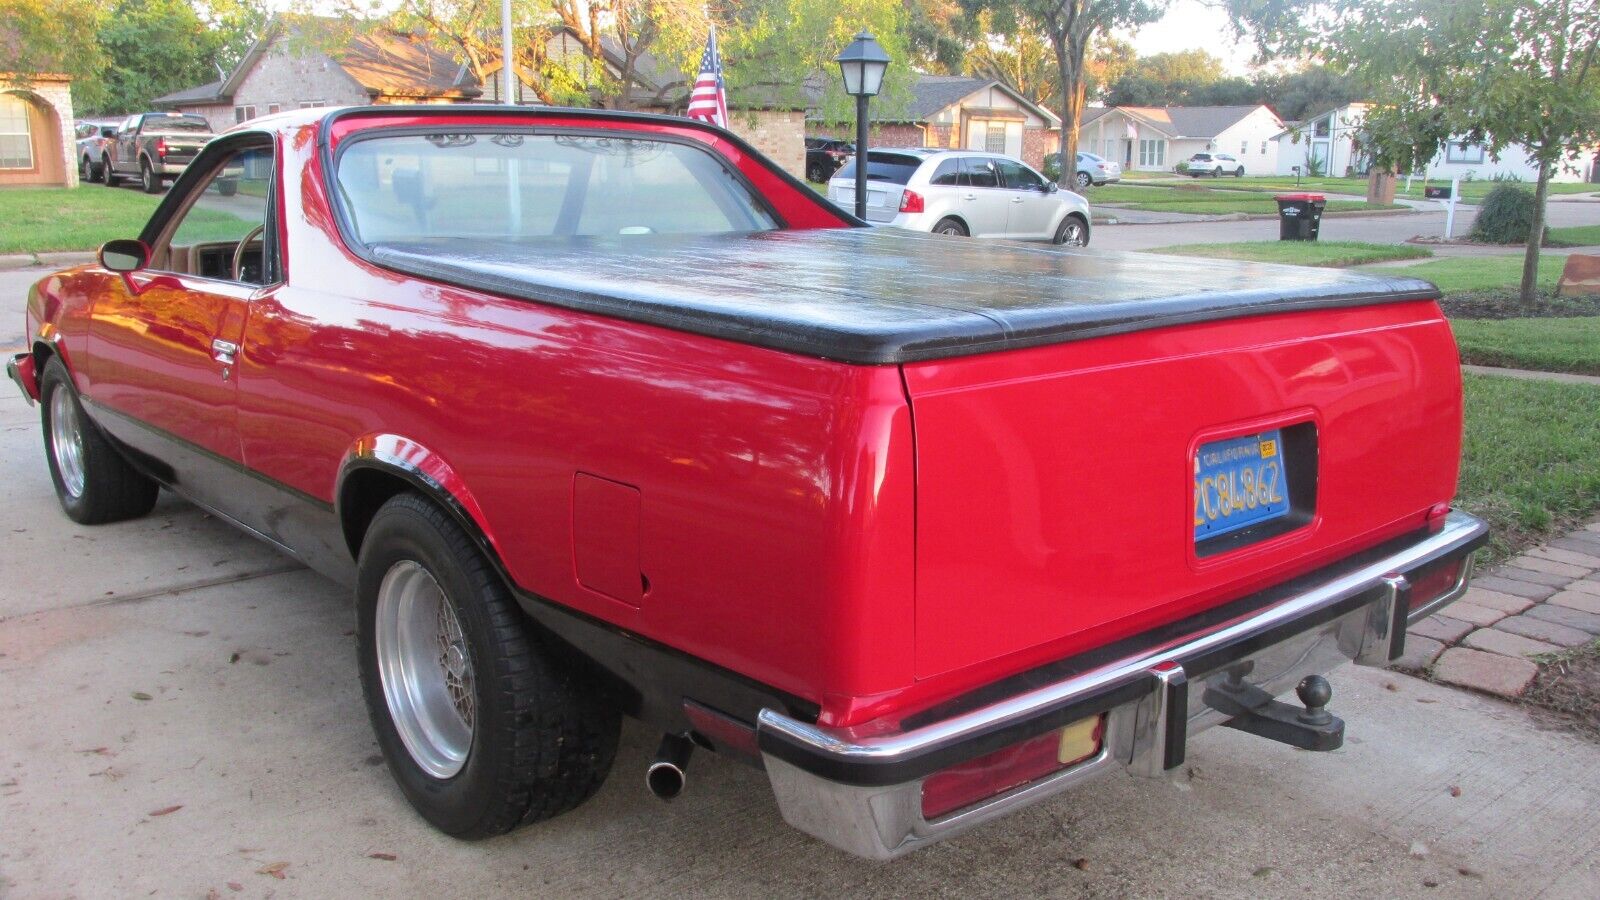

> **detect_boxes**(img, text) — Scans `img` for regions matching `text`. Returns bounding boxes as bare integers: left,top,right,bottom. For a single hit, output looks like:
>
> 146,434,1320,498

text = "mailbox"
1424,185,1453,200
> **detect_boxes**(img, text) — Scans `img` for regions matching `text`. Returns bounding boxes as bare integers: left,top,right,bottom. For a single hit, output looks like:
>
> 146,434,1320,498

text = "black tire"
1213,166,1224,178
933,217,968,237
102,156,119,187
356,492,619,839
80,156,96,183
1053,214,1090,247
38,357,159,525
1074,171,1092,189
140,158,161,194
1235,167,1245,178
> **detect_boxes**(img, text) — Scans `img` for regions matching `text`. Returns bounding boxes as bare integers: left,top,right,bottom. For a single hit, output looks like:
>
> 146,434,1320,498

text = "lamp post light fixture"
835,31,890,220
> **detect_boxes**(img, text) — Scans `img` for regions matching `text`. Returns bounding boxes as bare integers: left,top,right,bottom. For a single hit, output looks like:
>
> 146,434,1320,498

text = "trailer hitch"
1202,668,1344,752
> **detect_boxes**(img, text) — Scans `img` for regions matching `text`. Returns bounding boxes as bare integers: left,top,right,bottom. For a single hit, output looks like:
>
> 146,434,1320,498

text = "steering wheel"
232,224,265,282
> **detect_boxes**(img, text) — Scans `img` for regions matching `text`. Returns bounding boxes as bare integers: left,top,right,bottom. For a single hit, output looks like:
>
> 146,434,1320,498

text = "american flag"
685,27,728,129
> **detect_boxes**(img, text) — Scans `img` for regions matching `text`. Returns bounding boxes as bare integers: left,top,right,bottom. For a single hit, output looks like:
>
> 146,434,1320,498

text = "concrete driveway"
5,267,1600,898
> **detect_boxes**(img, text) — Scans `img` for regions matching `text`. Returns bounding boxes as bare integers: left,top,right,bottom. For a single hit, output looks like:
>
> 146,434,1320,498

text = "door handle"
1011,197,1025,203
211,339,237,365
963,193,976,200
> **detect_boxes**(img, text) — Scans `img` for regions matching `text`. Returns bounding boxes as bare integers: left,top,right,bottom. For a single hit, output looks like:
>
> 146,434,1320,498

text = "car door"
84,139,277,515
995,160,1056,239
957,157,1009,237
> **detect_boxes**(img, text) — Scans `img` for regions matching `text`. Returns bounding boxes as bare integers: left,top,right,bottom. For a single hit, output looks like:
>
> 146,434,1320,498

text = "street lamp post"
835,31,890,221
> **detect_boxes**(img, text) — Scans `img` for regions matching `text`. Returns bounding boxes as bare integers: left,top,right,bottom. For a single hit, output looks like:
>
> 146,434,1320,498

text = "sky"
1116,0,1259,75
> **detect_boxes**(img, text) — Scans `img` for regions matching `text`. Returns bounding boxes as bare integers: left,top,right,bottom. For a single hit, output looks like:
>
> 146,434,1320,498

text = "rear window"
333,131,779,245
1191,153,1213,160
143,115,211,134
833,152,924,185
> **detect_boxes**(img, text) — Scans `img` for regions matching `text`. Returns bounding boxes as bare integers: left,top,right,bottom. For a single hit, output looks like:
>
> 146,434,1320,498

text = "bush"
1175,160,1190,174
1470,183,1542,244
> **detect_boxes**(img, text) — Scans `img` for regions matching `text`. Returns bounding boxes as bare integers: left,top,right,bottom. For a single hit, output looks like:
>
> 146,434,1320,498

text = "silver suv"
827,149,1092,246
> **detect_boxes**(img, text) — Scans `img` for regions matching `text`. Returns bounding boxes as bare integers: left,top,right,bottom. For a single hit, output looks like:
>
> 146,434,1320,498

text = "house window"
1260,141,1268,155
234,105,257,123
298,100,326,109
267,103,281,115
1241,141,1249,155
985,127,1006,155
1138,139,1165,167
1314,117,1331,138
0,94,33,170
1446,141,1486,164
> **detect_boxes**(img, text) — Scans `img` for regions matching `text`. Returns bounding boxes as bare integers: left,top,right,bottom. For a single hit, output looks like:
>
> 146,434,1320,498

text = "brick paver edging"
1396,520,1600,698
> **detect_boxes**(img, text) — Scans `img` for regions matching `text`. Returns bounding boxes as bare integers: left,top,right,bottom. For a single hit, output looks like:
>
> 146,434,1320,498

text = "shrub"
1470,183,1542,244
1175,160,1190,174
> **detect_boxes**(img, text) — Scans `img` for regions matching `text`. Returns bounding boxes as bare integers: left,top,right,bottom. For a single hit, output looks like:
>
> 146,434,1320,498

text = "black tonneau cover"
367,228,1441,365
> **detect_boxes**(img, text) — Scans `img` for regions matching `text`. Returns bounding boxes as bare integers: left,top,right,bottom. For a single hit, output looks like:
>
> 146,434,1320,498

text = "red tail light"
899,190,925,214
920,715,1104,820
1407,555,1468,612
155,138,168,156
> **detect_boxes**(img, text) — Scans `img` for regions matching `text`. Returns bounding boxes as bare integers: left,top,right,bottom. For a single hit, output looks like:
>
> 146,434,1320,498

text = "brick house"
808,75,1061,169
153,18,481,132
1,73,78,188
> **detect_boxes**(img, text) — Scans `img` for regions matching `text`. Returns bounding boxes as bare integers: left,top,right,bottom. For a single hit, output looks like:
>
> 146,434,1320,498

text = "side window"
155,145,275,284
999,161,1043,190
962,157,999,189
930,158,962,186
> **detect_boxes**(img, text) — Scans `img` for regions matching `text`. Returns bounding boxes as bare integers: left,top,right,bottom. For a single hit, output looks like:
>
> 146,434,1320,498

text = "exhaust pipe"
647,733,694,801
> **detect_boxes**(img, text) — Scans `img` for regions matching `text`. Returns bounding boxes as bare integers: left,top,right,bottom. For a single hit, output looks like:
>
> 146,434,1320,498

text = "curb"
0,251,96,272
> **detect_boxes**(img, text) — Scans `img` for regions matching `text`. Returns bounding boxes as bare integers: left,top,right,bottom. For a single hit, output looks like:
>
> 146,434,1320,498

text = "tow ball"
1202,664,1345,752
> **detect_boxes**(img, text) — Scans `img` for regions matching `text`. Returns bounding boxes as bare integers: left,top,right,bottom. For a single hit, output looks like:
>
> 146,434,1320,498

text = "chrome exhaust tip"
647,733,694,801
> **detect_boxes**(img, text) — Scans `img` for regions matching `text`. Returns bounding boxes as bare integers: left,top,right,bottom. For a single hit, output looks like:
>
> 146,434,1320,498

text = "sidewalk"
1401,520,1600,697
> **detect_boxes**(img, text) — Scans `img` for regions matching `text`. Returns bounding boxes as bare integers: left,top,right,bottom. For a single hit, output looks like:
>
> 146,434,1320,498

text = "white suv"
827,149,1092,246
1185,152,1246,177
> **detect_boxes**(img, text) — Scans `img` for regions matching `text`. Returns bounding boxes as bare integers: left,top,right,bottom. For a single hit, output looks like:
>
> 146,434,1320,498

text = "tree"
0,0,109,108
964,11,1059,107
95,0,226,114
1084,34,1135,100
1232,0,1600,306
970,1,1169,185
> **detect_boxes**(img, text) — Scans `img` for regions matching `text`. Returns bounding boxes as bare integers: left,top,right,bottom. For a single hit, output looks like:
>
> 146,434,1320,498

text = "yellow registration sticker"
1056,715,1104,765
1259,438,1278,459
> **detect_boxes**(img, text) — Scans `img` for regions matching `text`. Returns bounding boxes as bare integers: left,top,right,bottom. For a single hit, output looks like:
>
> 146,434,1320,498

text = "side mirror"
99,239,148,273
1045,182,1059,193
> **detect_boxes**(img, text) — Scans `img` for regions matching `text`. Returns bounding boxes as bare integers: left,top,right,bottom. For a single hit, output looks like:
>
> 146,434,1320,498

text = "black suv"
806,137,855,183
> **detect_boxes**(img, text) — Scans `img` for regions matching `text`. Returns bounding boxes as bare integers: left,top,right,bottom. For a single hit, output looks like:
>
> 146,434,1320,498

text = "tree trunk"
1052,36,1074,187
1520,158,1552,307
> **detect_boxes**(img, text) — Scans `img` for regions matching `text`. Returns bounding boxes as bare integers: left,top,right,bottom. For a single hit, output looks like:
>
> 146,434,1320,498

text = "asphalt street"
4,218,1600,897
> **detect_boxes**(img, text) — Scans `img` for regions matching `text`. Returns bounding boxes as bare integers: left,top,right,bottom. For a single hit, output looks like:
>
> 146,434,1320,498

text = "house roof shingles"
1105,105,1270,139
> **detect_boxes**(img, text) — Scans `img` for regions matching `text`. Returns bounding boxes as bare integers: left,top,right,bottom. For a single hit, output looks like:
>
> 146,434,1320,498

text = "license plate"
1194,430,1290,541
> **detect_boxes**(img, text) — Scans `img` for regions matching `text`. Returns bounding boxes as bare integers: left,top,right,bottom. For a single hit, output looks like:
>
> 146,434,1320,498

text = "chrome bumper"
6,351,35,406
757,511,1487,859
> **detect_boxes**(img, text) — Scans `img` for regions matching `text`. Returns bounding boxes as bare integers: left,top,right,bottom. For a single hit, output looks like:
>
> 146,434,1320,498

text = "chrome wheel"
49,387,87,499
375,560,476,779
1057,219,1088,247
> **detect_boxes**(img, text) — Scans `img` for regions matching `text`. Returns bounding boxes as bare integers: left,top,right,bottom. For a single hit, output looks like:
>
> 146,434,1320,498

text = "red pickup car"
8,106,1485,859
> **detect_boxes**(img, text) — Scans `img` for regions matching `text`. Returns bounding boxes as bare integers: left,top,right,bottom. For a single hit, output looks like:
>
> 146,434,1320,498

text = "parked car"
1043,150,1123,188
8,105,1486,860
100,112,215,193
828,148,1091,246
805,136,854,183
74,120,119,183
1185,152,1246,177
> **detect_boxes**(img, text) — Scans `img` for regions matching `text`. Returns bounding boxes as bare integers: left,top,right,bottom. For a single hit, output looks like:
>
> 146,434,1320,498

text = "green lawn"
0,187,160,254
1205,176,1597,203
1550,224,1600,247
1357,255,1563,294
1145,240,1432,267
1452,317,1600,376
1457,373,1600,564
1089,182,1401,215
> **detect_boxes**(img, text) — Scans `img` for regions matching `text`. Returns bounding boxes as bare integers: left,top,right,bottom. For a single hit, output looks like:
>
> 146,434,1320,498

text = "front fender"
335,433,502,562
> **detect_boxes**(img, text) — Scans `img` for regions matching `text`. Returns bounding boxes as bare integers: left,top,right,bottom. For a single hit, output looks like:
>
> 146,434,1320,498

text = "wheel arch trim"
335,434,501,564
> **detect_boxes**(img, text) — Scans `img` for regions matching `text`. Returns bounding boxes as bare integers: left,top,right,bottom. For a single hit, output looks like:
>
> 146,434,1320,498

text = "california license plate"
1194,430,1290,541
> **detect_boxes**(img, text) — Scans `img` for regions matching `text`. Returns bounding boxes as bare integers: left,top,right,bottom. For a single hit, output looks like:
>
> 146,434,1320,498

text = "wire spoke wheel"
375,559,476,779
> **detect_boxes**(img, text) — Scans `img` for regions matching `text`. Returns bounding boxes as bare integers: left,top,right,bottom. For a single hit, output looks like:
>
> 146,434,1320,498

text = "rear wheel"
1235,166,1245,177
140,159,160,194
1074,171,1092,189
102,157,119,187
1053,215,1089,248
933,217,968,237
357,492,619,839
39,357,159,525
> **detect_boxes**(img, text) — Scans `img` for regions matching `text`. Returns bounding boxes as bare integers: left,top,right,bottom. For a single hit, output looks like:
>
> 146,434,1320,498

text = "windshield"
334,131,779,245
832,153,924,185
144,116,211,134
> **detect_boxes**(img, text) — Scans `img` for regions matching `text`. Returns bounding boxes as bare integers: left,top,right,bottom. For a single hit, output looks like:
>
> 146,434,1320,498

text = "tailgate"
902,300,1461,679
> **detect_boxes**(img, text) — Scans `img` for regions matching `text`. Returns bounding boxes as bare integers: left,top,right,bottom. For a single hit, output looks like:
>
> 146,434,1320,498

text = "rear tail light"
1407,555,1468,612
899,190,925,214
920,715,1104,820
155,138,168,156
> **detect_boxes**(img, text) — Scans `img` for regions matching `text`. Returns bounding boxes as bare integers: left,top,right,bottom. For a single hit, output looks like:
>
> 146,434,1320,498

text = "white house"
1077,105,1284,173
1274,103,1370,177
1277,101,1600,183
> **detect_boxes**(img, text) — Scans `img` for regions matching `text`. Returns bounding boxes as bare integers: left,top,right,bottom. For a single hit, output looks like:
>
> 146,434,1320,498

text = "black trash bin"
1274,193,1326,241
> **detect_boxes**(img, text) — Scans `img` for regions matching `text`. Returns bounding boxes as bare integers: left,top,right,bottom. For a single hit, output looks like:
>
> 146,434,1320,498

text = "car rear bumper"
7,351,37,406
756,511,1487,859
